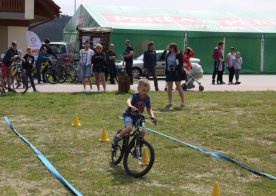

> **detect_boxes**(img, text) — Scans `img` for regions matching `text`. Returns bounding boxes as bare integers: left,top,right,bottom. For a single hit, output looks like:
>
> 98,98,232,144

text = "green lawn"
0,91,275,195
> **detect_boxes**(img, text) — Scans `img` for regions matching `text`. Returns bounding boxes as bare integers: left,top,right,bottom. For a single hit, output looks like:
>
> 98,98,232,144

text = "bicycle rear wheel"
66,64,78,83
58,65,67,83
123,140,155,178
11,72,28,94
46,69,57,84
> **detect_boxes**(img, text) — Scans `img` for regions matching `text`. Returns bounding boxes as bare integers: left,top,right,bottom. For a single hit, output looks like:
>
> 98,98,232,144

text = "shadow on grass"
70,91,106,96
108,163,148,184
157,106,184,113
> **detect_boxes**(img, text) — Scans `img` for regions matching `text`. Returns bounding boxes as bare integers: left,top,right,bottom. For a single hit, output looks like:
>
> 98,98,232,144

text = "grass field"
0,91,275,195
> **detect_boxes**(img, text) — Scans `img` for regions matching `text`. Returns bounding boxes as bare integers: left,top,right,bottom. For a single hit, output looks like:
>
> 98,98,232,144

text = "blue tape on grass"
144,127,276,180
3,116,83,196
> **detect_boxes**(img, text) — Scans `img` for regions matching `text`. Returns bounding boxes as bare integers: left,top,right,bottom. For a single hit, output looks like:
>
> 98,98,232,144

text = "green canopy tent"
64,5,276,73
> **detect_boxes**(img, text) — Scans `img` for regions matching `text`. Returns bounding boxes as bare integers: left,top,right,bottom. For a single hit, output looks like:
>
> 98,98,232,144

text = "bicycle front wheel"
11,72,28,94
111,145,123,165
123,140,155,178
46,69,57,84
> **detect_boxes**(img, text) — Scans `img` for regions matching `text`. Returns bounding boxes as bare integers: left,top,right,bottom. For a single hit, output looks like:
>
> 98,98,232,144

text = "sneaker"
165,104,172,108
132,148,142,160
112,136,121,149
212,80,215,85
220,81,225,84
180,104,185,108
235,81,241,84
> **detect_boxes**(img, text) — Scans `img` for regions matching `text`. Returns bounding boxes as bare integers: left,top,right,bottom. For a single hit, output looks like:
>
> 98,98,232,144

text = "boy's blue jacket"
36,53,49,65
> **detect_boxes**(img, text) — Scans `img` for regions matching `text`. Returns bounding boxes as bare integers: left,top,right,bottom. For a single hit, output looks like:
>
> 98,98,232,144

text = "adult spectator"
40,39,57,59
106,44,117,84
165,43,185,108
143,41,159,91
226,47,236,84
183,46,194,72
79,41,94,91
92,44,107,91
123,40,134,85
212,41,224,84
40,39,58,82
1,41,18,92
183,46,195,88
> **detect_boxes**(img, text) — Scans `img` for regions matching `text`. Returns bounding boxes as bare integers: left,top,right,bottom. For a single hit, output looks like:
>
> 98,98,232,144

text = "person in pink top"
211,41,224,84
183,46,194,72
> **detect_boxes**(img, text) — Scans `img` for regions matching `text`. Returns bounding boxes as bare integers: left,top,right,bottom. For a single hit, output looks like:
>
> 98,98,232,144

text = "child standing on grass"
112,78,156,148
23,48,37,92
233,52,242,84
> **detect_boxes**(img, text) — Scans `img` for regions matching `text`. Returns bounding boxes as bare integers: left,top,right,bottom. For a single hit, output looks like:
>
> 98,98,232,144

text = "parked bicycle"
111,111,156,178
39,58,65,84
11,59,28,94
62,60,82,83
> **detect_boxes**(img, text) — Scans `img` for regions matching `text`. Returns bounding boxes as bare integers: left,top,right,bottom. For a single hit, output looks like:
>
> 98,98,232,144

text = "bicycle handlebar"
131,111,157,125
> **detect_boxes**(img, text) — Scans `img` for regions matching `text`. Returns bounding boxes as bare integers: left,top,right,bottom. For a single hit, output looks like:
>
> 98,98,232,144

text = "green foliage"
0,91,275,195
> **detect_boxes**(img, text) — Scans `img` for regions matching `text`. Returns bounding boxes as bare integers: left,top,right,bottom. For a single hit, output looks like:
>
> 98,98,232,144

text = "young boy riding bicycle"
112,78,156,148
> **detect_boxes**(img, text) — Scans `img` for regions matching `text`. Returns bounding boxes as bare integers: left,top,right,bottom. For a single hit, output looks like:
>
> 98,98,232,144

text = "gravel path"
33,74,276,93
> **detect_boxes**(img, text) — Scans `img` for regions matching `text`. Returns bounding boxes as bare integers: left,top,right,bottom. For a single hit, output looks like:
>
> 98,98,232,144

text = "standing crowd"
212,41,243,85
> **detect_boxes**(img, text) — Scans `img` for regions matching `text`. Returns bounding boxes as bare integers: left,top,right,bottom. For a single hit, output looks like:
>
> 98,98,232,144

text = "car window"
136,54,143,60
136,52,163,61
156,53,162,61
49,44,67,54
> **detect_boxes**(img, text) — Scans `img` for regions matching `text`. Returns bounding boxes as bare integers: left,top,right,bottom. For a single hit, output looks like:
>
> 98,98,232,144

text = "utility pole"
74,0,76,13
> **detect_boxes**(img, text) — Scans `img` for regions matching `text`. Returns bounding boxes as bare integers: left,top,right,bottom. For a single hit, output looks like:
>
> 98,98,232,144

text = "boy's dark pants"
228,67,235,83
26,69,36,90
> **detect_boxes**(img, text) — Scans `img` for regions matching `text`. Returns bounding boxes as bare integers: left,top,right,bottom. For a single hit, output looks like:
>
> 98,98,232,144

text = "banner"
26,31,42,59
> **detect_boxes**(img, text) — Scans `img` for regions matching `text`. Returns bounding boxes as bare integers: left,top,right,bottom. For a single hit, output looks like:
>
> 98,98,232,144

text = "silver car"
117,50,201,79
48,42,75,65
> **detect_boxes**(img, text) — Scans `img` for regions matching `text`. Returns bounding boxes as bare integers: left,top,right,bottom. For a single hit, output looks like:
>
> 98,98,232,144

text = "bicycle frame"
121,117,145,153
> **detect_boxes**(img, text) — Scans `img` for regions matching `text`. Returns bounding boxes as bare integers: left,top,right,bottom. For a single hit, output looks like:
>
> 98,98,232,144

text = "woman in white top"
226,47,236,84
80,41,94,91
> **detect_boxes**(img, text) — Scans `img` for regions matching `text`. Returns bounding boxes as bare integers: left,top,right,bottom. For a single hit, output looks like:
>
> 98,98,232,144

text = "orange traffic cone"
139,148,150,166
99,127,110,142
212,181,220,196
72,113,81,126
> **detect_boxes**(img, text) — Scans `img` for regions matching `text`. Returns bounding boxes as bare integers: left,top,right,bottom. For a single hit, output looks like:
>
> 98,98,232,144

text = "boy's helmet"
44,39,51,44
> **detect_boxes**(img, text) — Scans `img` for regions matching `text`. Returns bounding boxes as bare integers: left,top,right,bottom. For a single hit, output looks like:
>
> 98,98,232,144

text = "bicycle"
61,60,81,83
111,112,156,178
10,59,28,94
39,58,61,84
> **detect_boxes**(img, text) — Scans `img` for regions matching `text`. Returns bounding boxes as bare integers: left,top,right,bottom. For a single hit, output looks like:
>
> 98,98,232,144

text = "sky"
53,0,276,16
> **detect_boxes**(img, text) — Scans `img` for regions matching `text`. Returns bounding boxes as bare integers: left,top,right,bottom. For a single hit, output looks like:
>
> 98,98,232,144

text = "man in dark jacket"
1,41,18,92
106,44,117,84
40,39,57,59
40,39,58,81
143,42,159,91
123,40,134,85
